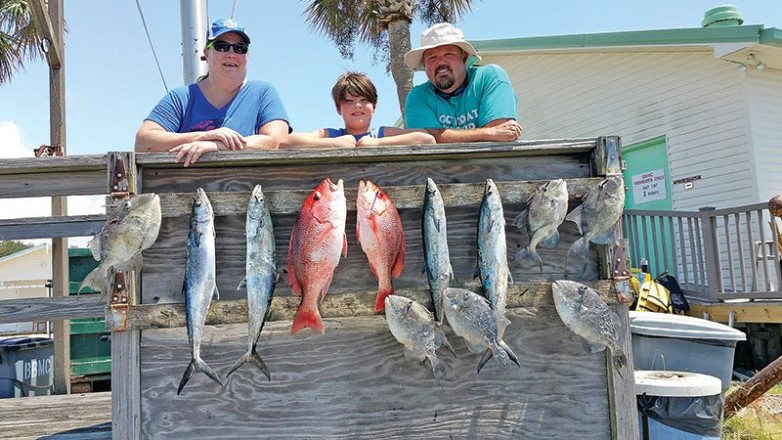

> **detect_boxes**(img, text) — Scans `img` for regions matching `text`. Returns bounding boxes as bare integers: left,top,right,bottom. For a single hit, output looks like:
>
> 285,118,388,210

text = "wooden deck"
0,392,111,439
687,299,782,324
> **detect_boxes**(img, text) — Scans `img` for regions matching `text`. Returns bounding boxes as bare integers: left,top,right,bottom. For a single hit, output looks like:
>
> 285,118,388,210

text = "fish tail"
477,348,494,373
251,348,271,381
499,340,521,368
225,354,250,378
198,358,225,388
514,247,542,267
431,357,450,386
567,238,589,264
291,303,324,335
177,360,196,395
177,357,225,395
374,282,394,314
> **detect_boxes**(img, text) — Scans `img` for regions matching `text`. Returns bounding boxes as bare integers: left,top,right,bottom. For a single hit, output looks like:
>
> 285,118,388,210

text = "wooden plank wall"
131,140,636,438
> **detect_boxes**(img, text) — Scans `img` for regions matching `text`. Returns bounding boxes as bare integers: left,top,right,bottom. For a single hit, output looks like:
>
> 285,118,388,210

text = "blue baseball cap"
207,18,250,44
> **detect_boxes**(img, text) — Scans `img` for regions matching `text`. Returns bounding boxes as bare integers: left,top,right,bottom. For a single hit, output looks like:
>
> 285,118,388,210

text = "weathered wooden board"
0,170,106,198
0,214,105,240
141,190,600,305
0,294,104,325
0,392,111,439
140,302,632,439
0,154,107,175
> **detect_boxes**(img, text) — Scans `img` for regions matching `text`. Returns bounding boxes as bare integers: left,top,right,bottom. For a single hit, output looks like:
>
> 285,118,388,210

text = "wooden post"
31,0,70,395
699,207,723,300
725,352,782,418
107,152,141,440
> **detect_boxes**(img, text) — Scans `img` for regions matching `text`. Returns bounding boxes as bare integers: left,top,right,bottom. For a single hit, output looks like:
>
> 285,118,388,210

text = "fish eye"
313,191,321,201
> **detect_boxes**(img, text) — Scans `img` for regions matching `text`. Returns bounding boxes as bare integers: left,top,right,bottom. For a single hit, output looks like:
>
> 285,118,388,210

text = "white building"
472,7,782,212
0,244,51,334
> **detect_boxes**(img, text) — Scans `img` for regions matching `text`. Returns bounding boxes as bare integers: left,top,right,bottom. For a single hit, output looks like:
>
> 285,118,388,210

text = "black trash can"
0,337,54,398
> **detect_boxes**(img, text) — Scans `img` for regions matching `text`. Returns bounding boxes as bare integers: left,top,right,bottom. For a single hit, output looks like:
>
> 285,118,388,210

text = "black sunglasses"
208,40,249,54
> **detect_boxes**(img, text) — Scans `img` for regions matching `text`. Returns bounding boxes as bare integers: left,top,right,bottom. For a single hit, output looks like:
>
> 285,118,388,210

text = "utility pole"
29,0,69,395
180,0,208,83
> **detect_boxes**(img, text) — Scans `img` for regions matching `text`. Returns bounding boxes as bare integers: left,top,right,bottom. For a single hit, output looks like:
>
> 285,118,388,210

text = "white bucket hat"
404,23,481,71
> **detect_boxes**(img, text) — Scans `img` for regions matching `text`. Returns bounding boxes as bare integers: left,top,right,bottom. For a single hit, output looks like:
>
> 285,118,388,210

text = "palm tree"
0,0,44,84
304,0,475,120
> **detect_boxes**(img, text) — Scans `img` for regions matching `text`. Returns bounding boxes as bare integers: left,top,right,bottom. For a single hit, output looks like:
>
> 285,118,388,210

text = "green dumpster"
68,248,111,378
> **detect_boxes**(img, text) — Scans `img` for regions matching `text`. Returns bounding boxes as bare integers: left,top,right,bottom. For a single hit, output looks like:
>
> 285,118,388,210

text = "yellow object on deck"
632,273,675,314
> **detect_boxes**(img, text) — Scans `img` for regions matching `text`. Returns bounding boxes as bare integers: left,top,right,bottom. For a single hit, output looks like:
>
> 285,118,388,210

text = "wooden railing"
624,203,782,302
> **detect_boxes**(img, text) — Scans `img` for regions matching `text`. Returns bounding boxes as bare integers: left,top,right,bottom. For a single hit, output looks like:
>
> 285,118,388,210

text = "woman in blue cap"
135,18,290,166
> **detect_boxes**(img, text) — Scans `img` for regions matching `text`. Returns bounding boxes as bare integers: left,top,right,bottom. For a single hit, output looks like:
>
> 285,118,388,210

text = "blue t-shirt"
324,127,386,141
146,80,289,135
404,64,518,130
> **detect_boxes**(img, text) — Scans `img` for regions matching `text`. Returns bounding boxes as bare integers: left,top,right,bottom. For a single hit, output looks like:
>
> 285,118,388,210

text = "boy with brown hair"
281,72,435,148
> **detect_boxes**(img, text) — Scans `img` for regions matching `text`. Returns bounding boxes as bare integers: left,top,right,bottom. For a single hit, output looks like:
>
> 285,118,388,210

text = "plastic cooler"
0,337,54,398
628,311,746,391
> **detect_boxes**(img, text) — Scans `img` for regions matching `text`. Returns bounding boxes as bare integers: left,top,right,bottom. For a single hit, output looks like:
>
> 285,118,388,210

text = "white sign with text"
632,169,667,204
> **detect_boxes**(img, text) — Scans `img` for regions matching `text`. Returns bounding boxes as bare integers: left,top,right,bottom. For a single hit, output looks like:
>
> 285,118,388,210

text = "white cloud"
0,121,103,247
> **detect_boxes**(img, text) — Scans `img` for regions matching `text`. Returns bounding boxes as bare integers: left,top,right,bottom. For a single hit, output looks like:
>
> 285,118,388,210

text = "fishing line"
134,0,169,93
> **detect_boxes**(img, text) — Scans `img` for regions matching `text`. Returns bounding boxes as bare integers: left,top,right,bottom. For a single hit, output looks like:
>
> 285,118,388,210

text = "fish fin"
477,348,493,373
374,283,394,314
88,236,101,261
391,235,405,278
226,349,270,382
212,285,220,301
437,331,457,358
448,263,455,281
251,350,272,381
342,232,348,257
499,340,521,368
291,302,324,335
591,228,617,245
434,217,442,234
79,266,107,295
491,343,511,368
566,238,590,274
514,209,529,233
177,360,196,395
287,234,302,296
565,205,583,234
320,272,335,302
538,229,560,249
431,357,449,387
236,277,246,290
508,272,514,284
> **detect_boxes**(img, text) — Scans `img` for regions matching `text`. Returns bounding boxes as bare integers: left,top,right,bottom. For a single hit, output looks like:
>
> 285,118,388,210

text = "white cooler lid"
629,311,746,341
635,370,722,397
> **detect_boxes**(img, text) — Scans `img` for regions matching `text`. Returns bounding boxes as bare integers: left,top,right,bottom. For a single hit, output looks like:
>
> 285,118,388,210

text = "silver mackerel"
422,178,453,323
514,179,569,272
177,188,224,394
477,179,512,338
384,295,454,384
443,288,520,373
551,280,627,372
227,185,276,381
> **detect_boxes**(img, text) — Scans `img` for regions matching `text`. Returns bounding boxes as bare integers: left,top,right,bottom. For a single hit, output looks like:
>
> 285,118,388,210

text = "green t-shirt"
404,64,518,130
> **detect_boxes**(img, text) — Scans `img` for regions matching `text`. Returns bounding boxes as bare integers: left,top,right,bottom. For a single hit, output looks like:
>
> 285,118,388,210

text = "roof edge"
471,25,766,54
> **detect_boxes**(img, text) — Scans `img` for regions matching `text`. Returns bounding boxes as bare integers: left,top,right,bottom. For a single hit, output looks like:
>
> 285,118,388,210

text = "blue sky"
1,0,780,159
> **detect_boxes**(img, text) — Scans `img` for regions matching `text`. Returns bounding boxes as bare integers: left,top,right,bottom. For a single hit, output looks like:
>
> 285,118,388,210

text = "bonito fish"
80,193,162,295
356,180,406,313
422,178,453,323
227,185,275,381
565,177,625,268
477,179,512,337
551,280,627,373
177,188,224,394
514,179,569,272
288,178,347,334
384,295,454,384
443,288,520,373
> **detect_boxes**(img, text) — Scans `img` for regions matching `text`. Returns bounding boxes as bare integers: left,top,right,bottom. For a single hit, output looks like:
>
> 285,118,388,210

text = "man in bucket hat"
404,23,522,143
